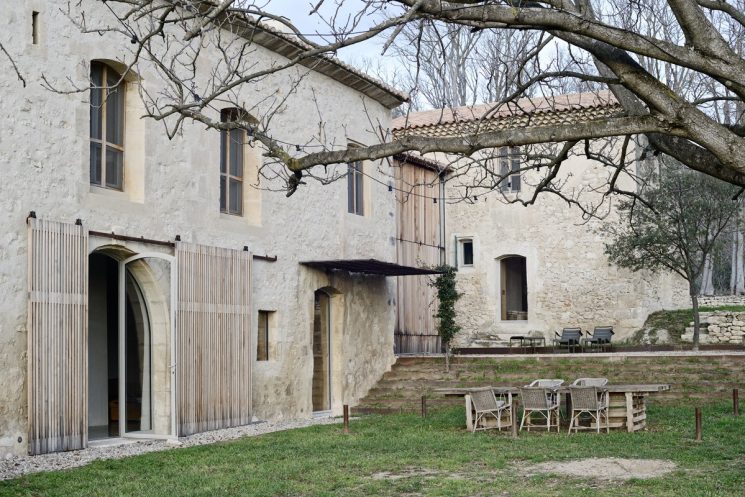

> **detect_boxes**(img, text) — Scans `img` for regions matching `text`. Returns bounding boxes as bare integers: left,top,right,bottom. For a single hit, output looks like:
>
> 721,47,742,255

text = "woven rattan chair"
470,389,512,433
527,379,564,409
519,386,561,432
568,386,609,434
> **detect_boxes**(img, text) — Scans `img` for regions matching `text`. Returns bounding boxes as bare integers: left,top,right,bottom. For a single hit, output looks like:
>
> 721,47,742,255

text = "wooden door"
27,218,89,454
175,242,252,436
312,291,330,412
500,259,507,321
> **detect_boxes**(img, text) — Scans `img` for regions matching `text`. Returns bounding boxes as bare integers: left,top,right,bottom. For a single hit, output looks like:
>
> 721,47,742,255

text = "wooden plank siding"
27,218,89,455
394,162,443,353
175,242,252,436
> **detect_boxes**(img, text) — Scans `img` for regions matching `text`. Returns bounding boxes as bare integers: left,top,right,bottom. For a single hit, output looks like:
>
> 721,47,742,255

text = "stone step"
355,355,745,412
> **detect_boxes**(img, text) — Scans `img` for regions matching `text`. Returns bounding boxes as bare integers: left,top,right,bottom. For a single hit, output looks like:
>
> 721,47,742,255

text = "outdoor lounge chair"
469,388,513,433
582,326,615,352
567,385,609,434
519,386,561,432
527,379,564,409
553,328,583,352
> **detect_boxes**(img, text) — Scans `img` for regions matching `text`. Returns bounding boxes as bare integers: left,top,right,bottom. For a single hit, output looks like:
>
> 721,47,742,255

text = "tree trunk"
701,254,715,296
691,292,701,352
731,221,745,294
444,342,450,373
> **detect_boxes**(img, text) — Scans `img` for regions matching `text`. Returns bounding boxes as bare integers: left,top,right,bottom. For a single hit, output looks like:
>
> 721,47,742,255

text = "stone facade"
0,1,401,455
682,311,745,344
444,149,689,347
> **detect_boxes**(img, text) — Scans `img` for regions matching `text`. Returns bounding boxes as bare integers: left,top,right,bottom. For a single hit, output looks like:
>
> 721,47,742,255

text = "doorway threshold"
87,437,140,449
312,410,332,419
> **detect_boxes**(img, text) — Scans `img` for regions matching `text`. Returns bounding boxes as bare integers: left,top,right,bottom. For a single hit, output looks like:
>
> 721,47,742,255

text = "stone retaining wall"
698,295,745,307
682,311,745,344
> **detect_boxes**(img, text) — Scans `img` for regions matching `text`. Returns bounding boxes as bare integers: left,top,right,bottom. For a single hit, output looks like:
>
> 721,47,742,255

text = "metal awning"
300,259,443,276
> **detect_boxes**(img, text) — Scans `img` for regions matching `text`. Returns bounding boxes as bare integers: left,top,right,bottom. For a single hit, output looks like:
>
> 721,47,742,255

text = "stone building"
0,1,431,456
392,92,689,350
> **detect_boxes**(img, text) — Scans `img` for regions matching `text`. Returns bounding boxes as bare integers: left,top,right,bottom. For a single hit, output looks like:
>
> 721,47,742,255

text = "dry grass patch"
524,457,676,481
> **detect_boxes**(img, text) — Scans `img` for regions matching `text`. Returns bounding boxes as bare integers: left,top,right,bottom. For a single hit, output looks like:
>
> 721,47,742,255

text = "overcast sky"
259,0,391,65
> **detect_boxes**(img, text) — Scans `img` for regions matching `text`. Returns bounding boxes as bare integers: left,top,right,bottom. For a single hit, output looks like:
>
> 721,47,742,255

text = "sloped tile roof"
392,91,623,137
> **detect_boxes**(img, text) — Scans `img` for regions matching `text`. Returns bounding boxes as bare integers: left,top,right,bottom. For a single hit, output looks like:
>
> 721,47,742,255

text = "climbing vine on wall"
430,264,461,348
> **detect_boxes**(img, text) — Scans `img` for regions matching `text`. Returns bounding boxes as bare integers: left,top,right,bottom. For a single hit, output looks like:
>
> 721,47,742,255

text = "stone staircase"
354,353,745,414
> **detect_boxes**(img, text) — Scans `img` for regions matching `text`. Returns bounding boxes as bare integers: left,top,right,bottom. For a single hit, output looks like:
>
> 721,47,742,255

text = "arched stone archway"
87,244,173,439
311,287,345,414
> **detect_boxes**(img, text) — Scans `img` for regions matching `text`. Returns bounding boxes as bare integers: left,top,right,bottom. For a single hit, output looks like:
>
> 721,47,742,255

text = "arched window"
499,255,528,320
220,108,261,218
90,62,125,190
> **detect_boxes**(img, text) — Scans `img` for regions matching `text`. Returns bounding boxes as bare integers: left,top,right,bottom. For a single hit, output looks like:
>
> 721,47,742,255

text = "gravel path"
0,417,341,481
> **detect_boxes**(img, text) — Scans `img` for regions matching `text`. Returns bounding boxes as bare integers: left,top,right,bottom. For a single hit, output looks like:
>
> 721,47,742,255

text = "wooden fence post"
734,389,740,417
343,405,349,434
421,395,427,419
695,407,702,441
512,399,519,439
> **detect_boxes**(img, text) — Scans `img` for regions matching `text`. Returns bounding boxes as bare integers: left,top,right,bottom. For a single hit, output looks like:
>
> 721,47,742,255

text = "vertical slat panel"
175,242,252,436
27,218,88,454
395,163,442,353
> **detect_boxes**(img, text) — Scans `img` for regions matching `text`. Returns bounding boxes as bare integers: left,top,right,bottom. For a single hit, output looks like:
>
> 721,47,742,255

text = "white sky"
259,0,391,65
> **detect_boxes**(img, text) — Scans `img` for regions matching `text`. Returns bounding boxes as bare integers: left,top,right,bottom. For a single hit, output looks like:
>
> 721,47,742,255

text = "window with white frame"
458,238,474,267
498,146,521,193
90,61,125,190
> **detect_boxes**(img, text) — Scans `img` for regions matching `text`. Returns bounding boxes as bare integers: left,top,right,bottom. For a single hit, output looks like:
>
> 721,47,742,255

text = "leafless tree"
6,0,745,205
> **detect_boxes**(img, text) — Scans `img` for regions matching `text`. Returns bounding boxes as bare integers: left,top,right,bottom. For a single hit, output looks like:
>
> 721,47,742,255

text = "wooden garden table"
434,384,670,432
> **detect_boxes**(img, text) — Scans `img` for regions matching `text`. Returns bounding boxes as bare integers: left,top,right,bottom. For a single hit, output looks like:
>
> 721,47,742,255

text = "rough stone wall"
0,1,396,455
698,295,745,307
682,311,745,344
441,148,690,347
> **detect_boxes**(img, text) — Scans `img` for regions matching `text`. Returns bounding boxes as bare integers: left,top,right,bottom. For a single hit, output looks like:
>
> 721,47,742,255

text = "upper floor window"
90,62,124,190
220,109,246,215
498,146,521,193
347,160,364,215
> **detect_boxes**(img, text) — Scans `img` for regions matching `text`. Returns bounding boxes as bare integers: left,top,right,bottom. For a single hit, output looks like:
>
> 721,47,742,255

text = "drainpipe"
439,173,447,266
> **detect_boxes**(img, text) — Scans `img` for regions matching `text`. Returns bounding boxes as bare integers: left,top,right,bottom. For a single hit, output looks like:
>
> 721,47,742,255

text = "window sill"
219,212,261,227
89,185,129,200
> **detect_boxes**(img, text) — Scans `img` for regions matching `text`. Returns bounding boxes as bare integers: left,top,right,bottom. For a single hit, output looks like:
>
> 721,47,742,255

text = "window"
500,256,528,320
498,146,521,193
220,109,247,215
32,11,39,44
347,161,364,215
90,62,125,190
458,238,474,267
257,310,272,361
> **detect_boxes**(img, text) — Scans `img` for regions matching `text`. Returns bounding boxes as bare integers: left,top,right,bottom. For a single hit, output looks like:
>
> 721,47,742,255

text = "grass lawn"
2,404,744,497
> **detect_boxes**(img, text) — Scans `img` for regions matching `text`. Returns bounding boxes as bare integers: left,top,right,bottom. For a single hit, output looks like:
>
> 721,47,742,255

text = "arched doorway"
87,247,172,439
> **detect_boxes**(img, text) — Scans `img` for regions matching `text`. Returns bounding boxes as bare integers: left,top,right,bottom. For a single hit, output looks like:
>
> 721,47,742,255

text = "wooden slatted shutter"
175,242,252,436
27,218,88,454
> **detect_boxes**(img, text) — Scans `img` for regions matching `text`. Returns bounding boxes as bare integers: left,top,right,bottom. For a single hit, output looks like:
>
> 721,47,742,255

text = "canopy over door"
27,218,88,454
175,242,252,436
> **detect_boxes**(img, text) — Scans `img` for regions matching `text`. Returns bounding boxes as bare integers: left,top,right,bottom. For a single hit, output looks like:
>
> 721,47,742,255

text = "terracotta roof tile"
392,91,622,136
